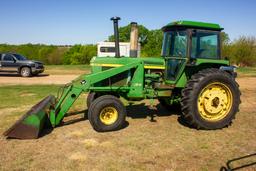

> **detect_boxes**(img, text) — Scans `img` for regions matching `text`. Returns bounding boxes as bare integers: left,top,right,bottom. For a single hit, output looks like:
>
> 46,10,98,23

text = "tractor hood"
90,57,165,70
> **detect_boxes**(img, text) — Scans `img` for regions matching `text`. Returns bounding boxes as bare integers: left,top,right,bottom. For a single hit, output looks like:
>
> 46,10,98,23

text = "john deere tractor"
4,17,240,139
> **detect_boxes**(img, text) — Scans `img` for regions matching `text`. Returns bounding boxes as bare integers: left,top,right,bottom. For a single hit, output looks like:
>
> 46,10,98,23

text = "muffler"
111,16,121,58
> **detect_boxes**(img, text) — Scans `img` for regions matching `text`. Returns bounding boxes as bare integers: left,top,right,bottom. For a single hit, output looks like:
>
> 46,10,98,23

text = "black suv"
0,53,44,77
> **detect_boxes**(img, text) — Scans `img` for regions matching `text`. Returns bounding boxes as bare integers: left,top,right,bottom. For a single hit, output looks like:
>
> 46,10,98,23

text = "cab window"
162,30,188,57
100,47,116,53
3,54,14,61
191,31,220,59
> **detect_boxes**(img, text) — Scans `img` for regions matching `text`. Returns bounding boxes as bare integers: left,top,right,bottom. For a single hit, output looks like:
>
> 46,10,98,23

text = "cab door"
0,54,2,71
1,54,18,72
162,30,188,83
165,57,187,81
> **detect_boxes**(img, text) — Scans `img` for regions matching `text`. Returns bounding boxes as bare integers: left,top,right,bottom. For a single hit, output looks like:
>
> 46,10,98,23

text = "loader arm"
50,60,143,127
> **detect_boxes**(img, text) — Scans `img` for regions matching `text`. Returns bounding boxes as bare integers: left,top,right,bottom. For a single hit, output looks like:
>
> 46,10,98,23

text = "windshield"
162,30,188,57
191,31,219,59
13,54,27,61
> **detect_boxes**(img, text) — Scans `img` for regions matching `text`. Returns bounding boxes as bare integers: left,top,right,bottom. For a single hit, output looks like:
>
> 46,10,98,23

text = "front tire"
181,68,241,129
88,95,126,132
20,67,31,77
86,92,99,108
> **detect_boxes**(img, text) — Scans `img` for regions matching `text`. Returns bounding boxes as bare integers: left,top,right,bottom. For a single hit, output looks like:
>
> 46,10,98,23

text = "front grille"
36,64,44,69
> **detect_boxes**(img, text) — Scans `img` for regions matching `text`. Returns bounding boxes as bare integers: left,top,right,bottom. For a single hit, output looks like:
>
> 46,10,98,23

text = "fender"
220,66,237,78
18,64,34,73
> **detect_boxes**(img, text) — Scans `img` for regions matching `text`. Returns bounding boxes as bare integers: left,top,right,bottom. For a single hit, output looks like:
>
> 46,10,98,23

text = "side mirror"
139,35,147,45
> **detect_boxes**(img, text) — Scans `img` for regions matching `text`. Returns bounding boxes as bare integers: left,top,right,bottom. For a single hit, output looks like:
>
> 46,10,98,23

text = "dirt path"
0,73,79,85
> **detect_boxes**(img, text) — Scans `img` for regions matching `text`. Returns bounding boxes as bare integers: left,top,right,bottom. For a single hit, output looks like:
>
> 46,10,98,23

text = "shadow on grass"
59,103,185,128
60,110,87,127
5,105,190,140
127,103,181,118
4,103,191,140
177,117,193,129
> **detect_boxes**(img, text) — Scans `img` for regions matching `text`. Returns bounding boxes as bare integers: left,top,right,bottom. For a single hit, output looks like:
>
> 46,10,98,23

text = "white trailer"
97,42,140,57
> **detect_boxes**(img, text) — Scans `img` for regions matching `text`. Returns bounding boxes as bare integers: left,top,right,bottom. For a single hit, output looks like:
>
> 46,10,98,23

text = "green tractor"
4,17,241,139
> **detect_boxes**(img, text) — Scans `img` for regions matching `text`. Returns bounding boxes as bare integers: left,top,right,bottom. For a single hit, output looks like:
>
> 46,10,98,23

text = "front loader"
4,17,241,139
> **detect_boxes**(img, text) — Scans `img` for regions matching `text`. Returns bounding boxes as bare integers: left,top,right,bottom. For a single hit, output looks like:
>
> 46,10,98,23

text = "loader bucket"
3,95,56,139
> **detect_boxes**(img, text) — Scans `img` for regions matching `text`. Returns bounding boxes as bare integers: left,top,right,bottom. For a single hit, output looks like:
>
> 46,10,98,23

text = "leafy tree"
47,47,68,64
221,32,230,45
108,24,162,57
221,32,232,59
0,44,57,64
62,44,97,64
141,29,163,57
229,36,256,66
0,44,96,65
108,24,149,44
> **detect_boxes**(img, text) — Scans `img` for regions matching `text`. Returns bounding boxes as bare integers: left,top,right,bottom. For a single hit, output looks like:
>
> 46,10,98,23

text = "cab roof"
162,20,223,31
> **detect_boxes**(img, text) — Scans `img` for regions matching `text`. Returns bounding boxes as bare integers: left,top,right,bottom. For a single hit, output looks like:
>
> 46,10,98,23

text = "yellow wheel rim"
99,107,118,125
198,82,233,122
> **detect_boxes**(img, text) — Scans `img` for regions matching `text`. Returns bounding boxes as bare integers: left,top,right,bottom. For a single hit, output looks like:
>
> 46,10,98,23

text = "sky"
0,0,255,45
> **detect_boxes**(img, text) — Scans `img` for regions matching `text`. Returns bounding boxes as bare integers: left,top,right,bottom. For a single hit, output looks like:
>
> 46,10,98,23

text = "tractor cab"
161,21,223,82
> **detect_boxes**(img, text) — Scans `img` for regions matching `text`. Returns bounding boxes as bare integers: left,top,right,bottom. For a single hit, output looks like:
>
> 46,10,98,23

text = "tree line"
221,34,256,66
0,44,96,65
0,24,255,66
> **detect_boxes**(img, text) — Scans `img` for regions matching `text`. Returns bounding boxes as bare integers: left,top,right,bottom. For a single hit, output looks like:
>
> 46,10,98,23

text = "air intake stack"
130,22,139,57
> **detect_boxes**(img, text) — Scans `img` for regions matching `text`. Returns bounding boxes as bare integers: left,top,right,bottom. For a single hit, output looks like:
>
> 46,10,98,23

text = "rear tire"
181,68,241,130
88,95,126,132
20,67,31,77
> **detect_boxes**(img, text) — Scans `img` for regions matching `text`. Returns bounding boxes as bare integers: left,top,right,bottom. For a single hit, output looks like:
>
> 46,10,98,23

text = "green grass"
0,85,59,109
0,84,86,131
0,84,87,110
237,67,256,77
45,65,91,75
45,65,91,70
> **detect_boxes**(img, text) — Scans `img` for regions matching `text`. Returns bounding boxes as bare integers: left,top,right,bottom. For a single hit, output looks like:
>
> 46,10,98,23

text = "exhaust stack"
111,17,121,58
130,22,139,57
